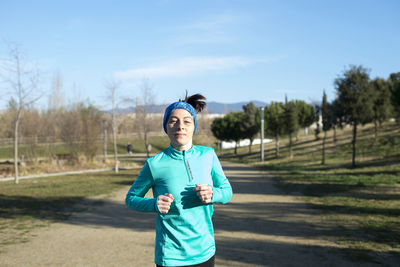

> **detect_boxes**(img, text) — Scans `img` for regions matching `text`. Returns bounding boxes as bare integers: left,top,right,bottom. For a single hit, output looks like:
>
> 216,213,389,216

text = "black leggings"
156,255,215,267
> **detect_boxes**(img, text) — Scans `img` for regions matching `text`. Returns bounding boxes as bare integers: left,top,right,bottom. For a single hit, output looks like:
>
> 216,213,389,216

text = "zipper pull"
187,160,194,180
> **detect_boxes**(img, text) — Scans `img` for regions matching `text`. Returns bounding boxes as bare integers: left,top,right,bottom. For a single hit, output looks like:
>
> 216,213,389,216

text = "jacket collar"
166,145,195,160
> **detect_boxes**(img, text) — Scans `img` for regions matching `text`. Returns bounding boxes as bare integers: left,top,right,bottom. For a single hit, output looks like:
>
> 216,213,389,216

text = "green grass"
0,168,140,251
0,143,71,159
220,122,400,263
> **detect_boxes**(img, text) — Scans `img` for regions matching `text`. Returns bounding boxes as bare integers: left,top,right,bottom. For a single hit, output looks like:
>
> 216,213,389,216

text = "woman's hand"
157,193,174,214
194,184,213,204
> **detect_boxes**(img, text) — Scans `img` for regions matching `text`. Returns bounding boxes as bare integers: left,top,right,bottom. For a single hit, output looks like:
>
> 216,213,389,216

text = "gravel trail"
0,161,378,267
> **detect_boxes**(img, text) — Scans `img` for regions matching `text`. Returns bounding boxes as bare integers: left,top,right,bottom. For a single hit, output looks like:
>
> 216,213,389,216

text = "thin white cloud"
171,12,247,46
114,56,251,80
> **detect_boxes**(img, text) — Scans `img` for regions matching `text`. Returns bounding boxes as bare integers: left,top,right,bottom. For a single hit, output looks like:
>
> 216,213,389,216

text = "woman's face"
166,109,195,150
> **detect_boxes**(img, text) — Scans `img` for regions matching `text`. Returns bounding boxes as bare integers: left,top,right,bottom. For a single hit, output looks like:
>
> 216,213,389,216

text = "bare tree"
104,79,121,173
44,71,65,158
0,44,42,184
135,78,156,157
100,114,110,162
48,71,64,111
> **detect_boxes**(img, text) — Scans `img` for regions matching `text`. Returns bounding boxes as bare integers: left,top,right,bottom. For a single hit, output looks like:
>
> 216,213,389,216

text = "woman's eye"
184,120,191,124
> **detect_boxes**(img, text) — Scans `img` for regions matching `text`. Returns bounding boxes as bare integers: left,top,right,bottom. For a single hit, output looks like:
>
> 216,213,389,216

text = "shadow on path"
3,161,399,266
67,196,157,231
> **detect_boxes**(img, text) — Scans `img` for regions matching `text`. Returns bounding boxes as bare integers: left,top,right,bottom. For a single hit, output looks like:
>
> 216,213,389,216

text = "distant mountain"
111,104,166,114
206,101,267,114
107,100,267,114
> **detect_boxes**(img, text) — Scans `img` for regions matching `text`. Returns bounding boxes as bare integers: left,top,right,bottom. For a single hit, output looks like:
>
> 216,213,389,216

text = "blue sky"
1,0,399,110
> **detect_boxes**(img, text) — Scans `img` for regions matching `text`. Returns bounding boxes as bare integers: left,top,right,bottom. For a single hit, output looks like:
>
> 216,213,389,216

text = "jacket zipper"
183,150,194,182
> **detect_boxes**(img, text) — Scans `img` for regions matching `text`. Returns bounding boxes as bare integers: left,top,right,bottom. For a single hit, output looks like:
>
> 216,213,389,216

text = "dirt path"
0,161,379,266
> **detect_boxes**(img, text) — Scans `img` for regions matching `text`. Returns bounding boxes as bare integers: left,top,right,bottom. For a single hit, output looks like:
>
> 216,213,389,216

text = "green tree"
225,112,246,154
330,98,344,143
211,117,226,143
242,102,260,153
321,91,333,165
211,112,246,154
294,100,316,137
283,97,299,159
335,65,374,168
264,102,285,158
370,78,392,139
313,104,321,141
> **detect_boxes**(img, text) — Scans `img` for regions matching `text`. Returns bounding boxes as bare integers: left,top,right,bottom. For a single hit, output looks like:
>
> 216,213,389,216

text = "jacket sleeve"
125,160,157,212
211,150,233,204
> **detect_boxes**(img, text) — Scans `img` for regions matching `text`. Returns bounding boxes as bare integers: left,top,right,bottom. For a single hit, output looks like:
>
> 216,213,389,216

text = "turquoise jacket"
125,145,232,266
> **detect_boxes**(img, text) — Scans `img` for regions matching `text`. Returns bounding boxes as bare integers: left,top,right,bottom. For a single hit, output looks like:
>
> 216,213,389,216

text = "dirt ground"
0,161,386,266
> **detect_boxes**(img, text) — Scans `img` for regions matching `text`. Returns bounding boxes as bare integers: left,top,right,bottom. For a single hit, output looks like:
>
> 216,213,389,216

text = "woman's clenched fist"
157,193,174,214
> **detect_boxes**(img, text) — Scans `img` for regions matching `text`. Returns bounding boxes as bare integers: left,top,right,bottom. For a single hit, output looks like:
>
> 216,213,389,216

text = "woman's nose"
176,120,184,129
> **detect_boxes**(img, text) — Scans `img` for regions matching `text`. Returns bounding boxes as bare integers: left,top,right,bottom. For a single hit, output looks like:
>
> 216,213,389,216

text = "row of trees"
1,102,105,159
0,45,215,184
211,99,316,156
0,44,164,183
211,65,400,168
320,65,400,167
0,96,166,182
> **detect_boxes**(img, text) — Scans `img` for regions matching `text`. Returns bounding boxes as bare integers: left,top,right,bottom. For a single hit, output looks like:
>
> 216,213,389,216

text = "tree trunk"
352,123,357,168
234,142,238,154
374,119,378,141
275,134,280,158
103,127,107,161
248,139,253,153
144,130,150,158
322,130,326,165
112,124,118,173
110,84,119,173
289,133,293,159
14,116,20,184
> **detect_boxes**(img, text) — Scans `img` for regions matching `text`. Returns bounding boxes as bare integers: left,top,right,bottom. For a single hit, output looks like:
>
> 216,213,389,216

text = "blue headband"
163,101,197,134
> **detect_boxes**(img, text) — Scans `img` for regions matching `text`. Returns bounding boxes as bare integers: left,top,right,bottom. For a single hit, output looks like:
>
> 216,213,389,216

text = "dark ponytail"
180,91,207,113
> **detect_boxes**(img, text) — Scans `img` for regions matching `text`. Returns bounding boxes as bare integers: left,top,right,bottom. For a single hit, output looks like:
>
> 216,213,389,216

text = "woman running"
125,93,232,267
